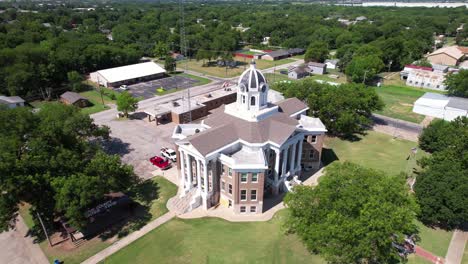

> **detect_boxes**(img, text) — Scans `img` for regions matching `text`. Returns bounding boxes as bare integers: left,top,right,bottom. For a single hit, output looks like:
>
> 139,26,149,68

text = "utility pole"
179,0,191,123
362,70,369,84
97,76,104,105
37,212,52,247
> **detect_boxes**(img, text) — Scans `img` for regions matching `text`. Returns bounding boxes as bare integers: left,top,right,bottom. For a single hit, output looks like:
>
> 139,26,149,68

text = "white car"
119,85,128,91
160,147,177,162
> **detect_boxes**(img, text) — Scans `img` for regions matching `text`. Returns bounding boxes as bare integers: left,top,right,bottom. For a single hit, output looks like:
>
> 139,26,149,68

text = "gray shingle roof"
188,107,301,156
266,50,290,58
447,97,468,110
308,62,326,68
276,98,309,116
60,91,88,104
0,96,25,104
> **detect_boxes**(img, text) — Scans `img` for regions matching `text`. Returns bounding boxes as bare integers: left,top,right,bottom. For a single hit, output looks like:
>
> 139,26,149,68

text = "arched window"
250,96,256,106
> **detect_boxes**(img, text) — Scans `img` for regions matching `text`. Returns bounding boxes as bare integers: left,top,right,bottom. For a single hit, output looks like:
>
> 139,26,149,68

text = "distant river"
361,2,468,7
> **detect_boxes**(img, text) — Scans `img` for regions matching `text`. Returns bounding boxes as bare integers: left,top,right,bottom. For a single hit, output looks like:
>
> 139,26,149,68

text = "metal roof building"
90,62,166,87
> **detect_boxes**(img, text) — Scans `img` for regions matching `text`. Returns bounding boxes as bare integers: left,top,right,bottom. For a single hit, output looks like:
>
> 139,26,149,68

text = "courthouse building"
171,62,327,214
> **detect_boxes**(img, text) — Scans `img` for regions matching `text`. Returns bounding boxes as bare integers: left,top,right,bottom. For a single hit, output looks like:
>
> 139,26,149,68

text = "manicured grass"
463,245,468,264
374,85,432,123
291,54,304,60
264,72,292,83
178,58,295,78
104,210,324,264
416,221,453,257
79,89,119,115
323,130,426,176
309,74,347,84
18,177,177,264
176,73,212,86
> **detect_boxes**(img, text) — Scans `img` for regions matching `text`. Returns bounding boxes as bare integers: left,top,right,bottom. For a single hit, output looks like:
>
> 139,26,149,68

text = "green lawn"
463,245,468,264
104,210,324,264
309,74,347,84
374,85,433,124
407,255,433,264
79,89,120,115
264,72,291,83
323,130,425,176
18,177,177,264
178,58,295,78
416,221,453,257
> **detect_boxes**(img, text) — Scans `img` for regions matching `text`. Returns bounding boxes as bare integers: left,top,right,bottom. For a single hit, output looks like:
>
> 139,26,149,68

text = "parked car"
119,85,128,91
149,156,171,170
161,147,177,162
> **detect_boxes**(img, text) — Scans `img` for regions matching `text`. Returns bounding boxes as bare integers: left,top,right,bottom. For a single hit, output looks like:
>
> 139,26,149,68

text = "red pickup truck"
149,156,171,170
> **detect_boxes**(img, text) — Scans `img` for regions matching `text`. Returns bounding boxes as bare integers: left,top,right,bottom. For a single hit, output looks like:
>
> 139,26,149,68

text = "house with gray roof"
288,67,309,80
306,62,327,75
0,96,25,109
60,91,90,108
171,62,327,215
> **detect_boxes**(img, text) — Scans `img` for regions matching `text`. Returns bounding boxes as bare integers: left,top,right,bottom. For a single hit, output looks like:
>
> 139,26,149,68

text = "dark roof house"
60,91,90,108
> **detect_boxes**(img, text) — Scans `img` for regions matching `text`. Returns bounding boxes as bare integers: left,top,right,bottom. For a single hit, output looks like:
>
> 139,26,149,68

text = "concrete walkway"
416,246,445,264
445,231,468,264
0,215,49,264
82,211,175,264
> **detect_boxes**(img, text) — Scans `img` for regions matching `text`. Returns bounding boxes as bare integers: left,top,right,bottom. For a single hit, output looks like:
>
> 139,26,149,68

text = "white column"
186,153,192,188
203,161,208,193
196,159,201,192
281,146,288,177
274,148,280,183
297,139,303,170
290,143,296,173
180,150,186,188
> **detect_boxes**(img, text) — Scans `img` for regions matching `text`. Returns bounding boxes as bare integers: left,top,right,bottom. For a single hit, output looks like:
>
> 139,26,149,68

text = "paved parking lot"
95,114,179,180
121,76,200,99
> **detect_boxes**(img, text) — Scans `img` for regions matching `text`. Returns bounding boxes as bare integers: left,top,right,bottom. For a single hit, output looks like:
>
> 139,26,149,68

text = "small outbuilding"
0,96,25,109
60,91,90,108
306,62,327,75
324,59,340,70
288,67,309,80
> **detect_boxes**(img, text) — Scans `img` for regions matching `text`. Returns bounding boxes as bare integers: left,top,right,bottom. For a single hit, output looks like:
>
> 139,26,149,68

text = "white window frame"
240,173,248,183
240,206,246,213
228,184,232,194
240,189,247,201
228,168,232,177
221,181,225,191
250,206,256,213
311,135,317,144
251,173,258,183
250,189,257,201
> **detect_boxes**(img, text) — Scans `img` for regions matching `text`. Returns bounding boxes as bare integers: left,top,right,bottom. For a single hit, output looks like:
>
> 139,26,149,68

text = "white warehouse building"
90,62,166,88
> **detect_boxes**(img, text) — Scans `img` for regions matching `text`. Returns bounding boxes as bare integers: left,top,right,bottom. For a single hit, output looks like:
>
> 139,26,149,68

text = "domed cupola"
236,60,269,112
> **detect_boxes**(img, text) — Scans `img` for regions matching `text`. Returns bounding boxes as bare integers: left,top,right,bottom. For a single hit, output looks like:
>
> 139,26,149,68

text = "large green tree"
117,91,139,118
304,41,329,63
444,70,468,97
284,162,418,264
0,104,137,230
153,41,169,59
415,117,468,230
273,81,383,137
345,55,384,84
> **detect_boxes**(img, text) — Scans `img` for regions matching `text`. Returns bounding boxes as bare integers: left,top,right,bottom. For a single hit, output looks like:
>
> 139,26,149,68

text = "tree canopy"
345,55,385,84
415,117,468,230
0,103,137,230
284,162,418,264
444,70,468,98
273,80,383,138
117,91,139,118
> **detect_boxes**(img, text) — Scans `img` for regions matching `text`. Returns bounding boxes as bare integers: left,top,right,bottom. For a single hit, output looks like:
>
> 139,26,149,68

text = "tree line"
1,2,467,97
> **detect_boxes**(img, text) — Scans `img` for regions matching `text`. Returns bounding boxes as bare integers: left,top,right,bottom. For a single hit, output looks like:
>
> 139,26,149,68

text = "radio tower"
179,0,191,123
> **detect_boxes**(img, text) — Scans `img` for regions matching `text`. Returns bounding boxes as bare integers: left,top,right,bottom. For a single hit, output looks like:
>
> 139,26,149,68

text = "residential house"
306,62,327,75
400,64,433,79
0,96,25,109
288,67,309,80
355,16,367,22
170,62,326,214
262,50,290,61
413,93,468,121
426,46,468,66
60,92,90,108
171,53,185,61
324,59,340,70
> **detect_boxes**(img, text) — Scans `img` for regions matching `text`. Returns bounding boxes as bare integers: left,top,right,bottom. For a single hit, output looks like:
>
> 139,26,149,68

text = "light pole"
362,69,369,84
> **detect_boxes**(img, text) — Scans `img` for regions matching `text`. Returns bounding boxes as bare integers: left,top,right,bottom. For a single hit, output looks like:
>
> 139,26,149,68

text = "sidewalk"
416,246,445,264
445,231,468,264
81,211,175,264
